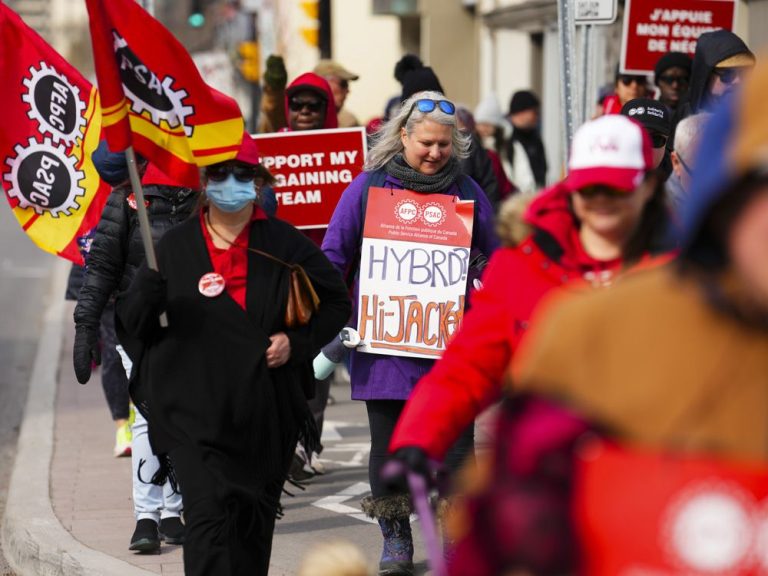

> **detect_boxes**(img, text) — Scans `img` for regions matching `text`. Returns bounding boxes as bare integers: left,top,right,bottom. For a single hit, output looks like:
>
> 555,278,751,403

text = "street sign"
575,0,618,25
620,0,738,74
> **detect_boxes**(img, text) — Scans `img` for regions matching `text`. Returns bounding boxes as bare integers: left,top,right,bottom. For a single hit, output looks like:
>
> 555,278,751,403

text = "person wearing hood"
653,51,692,113
505,90,548,193
679,29,754,118
401,66,501,209
116,135,351,575
285,71,339,132
445,63,768,576
282,72,341,481
388,115,671,507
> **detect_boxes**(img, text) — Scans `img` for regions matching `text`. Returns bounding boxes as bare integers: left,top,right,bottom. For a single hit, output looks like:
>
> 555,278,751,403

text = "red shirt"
200,207,267,310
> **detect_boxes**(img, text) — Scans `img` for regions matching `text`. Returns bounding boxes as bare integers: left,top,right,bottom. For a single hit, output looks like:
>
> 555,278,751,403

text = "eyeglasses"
205,163,258,183
658,74,690,86
577,185,629,199
288,98,325,113
619,75,647,86
408,98,456,117
712,67,749,85
650,133,668,148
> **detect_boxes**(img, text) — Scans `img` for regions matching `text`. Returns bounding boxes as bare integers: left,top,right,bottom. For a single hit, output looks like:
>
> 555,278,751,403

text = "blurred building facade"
6,0,764,176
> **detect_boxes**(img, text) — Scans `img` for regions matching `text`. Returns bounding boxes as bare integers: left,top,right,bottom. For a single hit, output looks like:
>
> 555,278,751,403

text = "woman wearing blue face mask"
116,134,351,575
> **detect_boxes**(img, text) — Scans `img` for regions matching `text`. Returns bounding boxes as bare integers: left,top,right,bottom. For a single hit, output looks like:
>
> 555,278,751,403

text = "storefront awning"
482,0,557,31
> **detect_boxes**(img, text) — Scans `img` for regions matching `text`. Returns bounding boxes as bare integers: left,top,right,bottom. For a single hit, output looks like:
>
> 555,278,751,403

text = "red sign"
357,188,475,359
254,128,367,229
620,0,737,75
574,441,768,575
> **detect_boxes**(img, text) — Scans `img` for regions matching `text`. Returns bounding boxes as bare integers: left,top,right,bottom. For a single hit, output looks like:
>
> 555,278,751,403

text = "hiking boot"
129,519,160,553
159,516,185,545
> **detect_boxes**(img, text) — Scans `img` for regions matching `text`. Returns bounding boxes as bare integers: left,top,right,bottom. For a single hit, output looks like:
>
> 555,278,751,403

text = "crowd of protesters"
69,22,768,576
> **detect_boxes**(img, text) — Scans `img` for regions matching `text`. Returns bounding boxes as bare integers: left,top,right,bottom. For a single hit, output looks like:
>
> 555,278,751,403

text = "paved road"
0,204,58,574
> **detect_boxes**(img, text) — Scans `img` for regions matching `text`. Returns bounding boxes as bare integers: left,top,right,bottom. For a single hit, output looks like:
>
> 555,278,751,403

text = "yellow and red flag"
0,5,110,265
85,0,245,187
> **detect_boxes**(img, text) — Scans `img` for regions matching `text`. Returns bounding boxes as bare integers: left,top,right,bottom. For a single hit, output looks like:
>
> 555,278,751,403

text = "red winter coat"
390,183,666,459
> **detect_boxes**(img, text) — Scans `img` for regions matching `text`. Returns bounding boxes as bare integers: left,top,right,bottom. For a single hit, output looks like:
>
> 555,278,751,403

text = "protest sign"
620,0,737,74
356,187,474,359
254,127,366,229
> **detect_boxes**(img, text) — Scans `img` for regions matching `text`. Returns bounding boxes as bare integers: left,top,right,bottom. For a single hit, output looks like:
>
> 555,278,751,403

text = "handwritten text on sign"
620,0,736,74
357,187,474,359
253,127,367,229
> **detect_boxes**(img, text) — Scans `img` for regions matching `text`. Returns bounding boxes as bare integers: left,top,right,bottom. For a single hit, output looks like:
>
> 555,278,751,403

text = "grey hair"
674,113,712,160
365,90,471,171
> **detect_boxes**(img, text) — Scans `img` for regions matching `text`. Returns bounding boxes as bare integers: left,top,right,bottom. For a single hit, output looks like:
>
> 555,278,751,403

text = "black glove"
381,446,431,493
135,266,167,314
73,324,101,384
264,55,287,90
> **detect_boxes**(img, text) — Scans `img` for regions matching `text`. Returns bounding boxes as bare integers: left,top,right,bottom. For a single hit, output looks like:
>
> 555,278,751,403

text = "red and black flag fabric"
85,0,245,188
0,4,110,265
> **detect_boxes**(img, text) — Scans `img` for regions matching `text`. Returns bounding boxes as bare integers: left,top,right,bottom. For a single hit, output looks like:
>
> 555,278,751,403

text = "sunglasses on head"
288,98,325,113
205,163,258,183
619,75,647,86
713,67,748,85
577,185,629,199
658,74,689,86
409,98,456,117
650,133,668,148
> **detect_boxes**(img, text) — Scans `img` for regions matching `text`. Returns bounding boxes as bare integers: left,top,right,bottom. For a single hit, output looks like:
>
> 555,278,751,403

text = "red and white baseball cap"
564,115,653,193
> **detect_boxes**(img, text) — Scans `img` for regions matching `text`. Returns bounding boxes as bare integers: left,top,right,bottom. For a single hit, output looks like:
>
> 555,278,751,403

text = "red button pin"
198,272,225,297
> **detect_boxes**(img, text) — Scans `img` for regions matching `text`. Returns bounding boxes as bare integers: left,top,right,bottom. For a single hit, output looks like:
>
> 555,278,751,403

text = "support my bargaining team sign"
357,187,475,359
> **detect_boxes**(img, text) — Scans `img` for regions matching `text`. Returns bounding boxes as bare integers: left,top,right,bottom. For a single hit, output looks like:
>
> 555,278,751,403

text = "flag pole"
125,146,168,327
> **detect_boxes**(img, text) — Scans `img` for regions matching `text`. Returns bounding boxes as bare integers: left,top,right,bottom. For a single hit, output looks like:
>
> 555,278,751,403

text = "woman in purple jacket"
322,90,498,576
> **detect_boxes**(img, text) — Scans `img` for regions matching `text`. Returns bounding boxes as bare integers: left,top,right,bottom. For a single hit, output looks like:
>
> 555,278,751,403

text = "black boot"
159,516,185,545
362,495,414,576
129,518,160,553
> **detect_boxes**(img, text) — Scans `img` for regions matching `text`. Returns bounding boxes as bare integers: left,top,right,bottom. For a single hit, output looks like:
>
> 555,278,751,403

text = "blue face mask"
206,174,257,213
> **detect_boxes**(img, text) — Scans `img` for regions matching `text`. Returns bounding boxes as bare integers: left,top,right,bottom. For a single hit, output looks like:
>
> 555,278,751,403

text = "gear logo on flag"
22,62,87,145
4,137,86,217
112,32,195,135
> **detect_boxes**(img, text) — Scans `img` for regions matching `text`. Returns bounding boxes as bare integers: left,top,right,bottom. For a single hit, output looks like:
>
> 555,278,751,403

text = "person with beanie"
601,67,650,115
505,90,548,194
653,51,692,113
400,67,500,209
471,95,515,201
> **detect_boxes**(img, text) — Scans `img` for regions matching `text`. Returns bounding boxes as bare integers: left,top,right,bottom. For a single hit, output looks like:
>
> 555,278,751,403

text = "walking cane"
408,470,447,576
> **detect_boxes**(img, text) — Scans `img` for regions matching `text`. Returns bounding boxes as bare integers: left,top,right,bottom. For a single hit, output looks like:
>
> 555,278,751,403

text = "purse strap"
206,213,297,271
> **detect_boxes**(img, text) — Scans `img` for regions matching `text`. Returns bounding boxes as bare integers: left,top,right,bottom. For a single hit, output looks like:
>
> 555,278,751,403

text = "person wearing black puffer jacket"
73,144,198,553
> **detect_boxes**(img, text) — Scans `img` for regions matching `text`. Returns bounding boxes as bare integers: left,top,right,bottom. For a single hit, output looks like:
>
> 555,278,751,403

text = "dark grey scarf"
385,154,461,193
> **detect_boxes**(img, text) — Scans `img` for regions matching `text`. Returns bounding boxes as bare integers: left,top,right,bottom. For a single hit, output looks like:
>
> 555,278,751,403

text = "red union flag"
621,0,737,74
0,4,110,265
85,0,244,187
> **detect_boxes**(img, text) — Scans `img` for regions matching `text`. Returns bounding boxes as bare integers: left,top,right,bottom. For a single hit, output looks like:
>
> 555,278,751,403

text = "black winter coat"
116,214,351,521
73,183,198,329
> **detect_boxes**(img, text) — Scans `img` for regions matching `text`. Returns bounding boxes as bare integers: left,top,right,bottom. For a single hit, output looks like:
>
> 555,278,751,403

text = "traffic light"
188,0,205,27
238,41,260,83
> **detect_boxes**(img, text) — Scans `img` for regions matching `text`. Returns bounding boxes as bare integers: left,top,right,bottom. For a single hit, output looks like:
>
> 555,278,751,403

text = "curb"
1,260,154,576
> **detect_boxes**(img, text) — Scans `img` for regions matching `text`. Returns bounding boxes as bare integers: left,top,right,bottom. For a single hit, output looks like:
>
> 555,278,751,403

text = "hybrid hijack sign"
621,0,737,74
356,188,474,359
